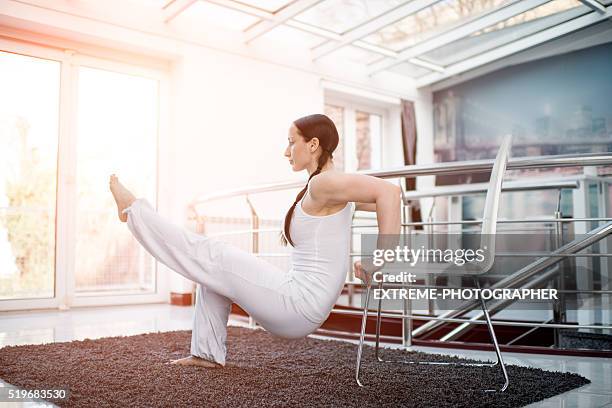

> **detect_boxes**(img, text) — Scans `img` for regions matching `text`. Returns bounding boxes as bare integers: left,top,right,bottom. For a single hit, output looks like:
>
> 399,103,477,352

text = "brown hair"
280,114,339,247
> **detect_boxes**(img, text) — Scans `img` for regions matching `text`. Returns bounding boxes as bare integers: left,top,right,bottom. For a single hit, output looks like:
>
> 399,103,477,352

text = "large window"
0,40,166,309
433,41,612,165
324,99,383,172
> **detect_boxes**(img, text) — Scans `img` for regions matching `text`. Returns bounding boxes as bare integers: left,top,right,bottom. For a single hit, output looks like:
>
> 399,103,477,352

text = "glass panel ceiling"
326,45,386,64
362,0,516,52
294,0,407,34
236,0,295,13
259,24,327,48
420,0,588,66
173,0,260,31
469,0,584,36
388,61,432,78
159,0,607,79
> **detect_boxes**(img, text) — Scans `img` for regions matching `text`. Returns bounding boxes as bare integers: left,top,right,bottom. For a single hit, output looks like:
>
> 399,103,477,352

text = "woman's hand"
354,260,372,285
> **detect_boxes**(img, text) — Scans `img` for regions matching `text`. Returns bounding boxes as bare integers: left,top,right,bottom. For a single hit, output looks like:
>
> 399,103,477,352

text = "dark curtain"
400,99,423,229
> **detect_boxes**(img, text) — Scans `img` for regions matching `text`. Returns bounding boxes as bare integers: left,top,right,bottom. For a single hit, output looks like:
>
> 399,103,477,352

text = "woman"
109,113,400,368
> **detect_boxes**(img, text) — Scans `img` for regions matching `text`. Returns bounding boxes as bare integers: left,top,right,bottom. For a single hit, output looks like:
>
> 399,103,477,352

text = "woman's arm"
310,172,401,276
310,172,400,234
355,202,377,212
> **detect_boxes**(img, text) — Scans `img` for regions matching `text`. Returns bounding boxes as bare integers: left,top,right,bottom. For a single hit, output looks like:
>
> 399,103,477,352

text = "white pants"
122,198,320,365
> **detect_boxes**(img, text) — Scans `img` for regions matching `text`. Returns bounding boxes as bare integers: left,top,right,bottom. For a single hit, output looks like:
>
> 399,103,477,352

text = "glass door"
73,65,159,298
0,50,60,304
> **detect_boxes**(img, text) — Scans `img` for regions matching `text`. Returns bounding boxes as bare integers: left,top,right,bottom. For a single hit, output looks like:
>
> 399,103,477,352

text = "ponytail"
280,165,322,247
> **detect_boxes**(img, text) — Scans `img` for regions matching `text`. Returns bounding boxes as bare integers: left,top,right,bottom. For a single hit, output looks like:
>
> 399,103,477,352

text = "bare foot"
109,174,136,222
168,355,223,368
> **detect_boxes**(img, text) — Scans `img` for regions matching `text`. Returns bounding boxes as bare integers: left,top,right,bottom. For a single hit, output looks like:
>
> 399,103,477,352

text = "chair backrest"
384,135,513,277
478,134,513,274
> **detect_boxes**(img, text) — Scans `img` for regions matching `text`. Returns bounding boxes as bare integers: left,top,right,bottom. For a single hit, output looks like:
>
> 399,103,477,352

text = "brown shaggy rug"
0,327,589,407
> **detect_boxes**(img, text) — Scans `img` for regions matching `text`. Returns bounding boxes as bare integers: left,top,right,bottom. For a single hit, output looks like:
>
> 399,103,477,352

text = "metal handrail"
190,152,612,208
190,218,612,230
395,217,612,226
402,179,578,200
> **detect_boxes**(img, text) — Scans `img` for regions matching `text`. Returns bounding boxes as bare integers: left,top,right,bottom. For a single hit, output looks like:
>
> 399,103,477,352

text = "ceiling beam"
415,5,611,87
367,0,554,75
408,57,445,72
578,0,607,13
311,0,441,60
163,0,197,23
286,19,341,41
206,0,272,19
243,0,323,43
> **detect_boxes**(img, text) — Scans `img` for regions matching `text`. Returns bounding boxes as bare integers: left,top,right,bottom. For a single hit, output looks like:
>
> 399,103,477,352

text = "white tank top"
288,190,356,325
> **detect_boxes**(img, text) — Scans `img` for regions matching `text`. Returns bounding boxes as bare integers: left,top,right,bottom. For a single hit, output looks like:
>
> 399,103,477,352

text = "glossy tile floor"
0,303,610,407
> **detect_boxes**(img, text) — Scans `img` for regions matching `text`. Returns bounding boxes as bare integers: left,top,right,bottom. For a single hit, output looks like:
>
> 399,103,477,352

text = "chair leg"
359,281,509,392
375,281,384,362
355,280,372,387
477,280,510,392
356,287,510,392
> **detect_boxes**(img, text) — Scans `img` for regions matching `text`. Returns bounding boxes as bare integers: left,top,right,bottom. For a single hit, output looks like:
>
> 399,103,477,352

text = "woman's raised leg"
121,197,232,298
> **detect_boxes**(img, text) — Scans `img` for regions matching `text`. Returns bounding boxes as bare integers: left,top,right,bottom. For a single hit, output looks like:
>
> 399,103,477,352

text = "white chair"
355,135,513,392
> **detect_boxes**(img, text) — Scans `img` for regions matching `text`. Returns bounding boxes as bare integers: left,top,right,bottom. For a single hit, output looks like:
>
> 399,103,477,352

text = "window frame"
0,36,170,311
324,94,388,173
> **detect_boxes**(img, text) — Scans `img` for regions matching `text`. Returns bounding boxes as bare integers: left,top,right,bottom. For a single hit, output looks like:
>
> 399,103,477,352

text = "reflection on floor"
0,303,610,407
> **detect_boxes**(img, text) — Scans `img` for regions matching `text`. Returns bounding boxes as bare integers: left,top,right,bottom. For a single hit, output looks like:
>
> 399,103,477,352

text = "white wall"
169,46,322,218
